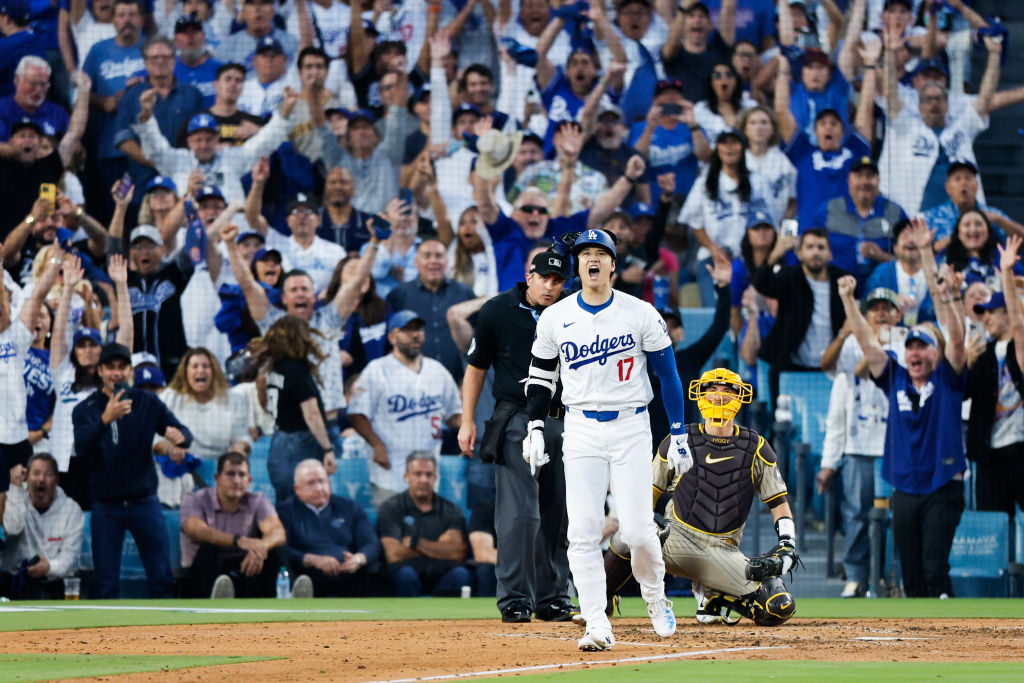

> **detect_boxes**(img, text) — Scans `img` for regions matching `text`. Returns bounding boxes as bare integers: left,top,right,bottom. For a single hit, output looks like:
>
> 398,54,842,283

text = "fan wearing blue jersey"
840,217,967,598
533,3,626,151
525,229,688,652
774,50,877,230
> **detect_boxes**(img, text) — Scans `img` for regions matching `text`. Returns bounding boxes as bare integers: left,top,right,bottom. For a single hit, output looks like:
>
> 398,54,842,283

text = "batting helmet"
688,367,753,427
571,228,617,259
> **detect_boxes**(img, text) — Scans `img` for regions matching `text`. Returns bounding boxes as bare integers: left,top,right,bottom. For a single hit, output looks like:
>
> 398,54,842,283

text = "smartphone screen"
660,103,682,116
117,172,133,199
780,219,799,238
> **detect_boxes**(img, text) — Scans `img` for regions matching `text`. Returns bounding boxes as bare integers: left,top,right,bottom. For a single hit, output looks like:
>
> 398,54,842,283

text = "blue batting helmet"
571,229,616,260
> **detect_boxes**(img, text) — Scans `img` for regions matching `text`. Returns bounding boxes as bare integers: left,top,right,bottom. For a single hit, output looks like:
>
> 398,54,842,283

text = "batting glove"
667,432,693,474
523,419,549,475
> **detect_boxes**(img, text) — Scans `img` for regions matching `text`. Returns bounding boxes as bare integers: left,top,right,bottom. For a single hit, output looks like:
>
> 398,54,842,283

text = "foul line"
0,605,370,615
363,645,788,683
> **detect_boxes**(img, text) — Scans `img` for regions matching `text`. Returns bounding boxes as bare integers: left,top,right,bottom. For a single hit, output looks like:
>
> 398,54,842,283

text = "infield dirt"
5,617,1024,682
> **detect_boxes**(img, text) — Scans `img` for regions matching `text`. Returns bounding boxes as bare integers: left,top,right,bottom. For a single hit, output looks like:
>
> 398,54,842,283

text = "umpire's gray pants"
495,410,570,612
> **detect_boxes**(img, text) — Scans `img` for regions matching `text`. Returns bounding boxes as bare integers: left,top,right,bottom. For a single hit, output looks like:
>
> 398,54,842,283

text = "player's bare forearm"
770,500,794,525
348,414,386,450
461,365,487,425
381,537,419,563
415,535,467,562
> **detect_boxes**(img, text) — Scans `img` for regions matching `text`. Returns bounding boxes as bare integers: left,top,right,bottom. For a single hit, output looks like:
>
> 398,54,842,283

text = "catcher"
599,368,799,626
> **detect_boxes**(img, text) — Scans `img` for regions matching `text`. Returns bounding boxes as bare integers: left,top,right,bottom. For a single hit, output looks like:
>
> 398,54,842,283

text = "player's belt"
568,406,647,422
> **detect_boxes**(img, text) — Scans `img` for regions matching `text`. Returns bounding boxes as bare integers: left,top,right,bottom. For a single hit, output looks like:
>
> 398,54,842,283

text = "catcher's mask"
688,368,752,427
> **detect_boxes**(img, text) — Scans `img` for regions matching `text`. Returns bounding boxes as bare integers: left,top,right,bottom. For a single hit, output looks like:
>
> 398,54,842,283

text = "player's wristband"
775,517,795,545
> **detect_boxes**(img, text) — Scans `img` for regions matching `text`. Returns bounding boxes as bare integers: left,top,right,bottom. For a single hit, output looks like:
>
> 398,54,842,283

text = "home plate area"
2,617,1022,681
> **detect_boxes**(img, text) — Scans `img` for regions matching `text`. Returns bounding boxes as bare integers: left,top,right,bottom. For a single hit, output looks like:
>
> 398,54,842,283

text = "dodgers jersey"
533,291,672,412
347,354,462,493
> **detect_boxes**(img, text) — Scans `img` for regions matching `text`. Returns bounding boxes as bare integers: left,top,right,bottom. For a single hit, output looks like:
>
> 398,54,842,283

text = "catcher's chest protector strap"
671,424,759,535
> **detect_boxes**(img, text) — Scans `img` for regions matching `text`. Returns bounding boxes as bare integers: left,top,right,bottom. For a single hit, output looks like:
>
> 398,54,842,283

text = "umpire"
458,250,575,623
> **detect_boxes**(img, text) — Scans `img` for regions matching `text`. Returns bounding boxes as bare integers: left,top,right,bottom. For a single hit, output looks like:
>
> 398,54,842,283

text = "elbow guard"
525,356,559,396
525,355,559,422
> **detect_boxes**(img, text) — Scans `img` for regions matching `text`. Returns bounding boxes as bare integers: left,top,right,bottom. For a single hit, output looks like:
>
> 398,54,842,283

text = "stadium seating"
438,455,469,520
949,510,1011,598
677,307,736,374
778,371,833,520
333,455,376,525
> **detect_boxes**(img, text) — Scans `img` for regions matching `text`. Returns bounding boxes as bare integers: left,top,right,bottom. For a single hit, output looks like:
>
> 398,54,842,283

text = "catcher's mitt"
745,543,802,582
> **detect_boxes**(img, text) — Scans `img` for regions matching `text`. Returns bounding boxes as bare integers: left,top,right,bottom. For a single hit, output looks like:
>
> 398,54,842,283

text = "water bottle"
275,566,290,599
653,275,669,311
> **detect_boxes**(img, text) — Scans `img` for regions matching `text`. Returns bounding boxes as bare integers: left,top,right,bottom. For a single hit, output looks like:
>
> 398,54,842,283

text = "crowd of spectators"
1,0,1023,601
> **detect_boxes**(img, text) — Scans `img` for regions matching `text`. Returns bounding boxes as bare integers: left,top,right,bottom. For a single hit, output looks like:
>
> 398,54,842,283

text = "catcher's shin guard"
604,534,633,616
748,577,796,626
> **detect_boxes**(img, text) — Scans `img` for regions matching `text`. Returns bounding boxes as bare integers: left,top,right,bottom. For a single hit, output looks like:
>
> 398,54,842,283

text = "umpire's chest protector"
672,425,760,536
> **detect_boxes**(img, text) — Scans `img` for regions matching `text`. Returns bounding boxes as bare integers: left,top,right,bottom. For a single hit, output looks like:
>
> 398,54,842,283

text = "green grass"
0,654,278,682
517,661,1024,682
0,596,1017,632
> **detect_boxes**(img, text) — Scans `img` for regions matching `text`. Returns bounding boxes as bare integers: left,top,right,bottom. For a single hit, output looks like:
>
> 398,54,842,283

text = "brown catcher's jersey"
653,424,788,539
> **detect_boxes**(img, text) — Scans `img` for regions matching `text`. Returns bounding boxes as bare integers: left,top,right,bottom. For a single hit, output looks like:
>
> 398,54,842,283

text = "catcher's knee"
749,577,796,626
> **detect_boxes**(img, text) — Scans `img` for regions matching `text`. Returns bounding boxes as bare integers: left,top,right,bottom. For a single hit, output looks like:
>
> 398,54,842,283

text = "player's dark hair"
705,139,751,204
216,62,247,80
27,452,58,477
113,0,145,13
324,254,387,325
298,46,330,70
460,64,494,90
892,218,912,243
800,227,831,248
946,208,998,273
217,451,249,474
706,62,742,116
740,223,777,273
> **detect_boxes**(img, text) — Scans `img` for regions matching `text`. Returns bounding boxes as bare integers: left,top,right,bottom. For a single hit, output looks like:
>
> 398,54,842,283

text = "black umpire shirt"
466,283,564,406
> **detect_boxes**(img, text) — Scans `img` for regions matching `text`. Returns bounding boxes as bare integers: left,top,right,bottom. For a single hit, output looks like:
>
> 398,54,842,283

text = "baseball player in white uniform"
525,229,692,651
348,310,463,506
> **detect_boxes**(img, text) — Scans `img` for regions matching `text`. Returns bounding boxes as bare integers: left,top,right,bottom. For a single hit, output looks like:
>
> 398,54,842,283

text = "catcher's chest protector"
671,425,759,535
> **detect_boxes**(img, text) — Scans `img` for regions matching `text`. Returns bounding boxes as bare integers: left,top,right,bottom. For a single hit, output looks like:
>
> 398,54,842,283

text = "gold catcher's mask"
688,368,753,427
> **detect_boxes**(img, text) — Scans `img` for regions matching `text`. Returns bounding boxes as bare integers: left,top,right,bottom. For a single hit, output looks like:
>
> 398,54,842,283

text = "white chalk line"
363,645,789,683
495,632,682,648
0,605,370,614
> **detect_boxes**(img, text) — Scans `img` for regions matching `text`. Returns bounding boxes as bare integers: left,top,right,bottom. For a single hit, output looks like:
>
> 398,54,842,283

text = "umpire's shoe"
501,600,532,623
536,598,580,622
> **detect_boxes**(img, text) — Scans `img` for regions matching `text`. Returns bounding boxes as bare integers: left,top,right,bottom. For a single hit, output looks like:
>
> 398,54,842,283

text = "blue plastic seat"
950,510,1010,597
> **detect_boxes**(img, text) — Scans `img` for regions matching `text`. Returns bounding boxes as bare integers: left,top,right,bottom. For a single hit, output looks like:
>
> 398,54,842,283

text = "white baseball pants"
561,408,666,632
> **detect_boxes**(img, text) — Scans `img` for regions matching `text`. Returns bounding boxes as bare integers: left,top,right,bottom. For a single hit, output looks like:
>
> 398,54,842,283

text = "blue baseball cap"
913,57,949,79
452,103,481,124
195,185,225,203
974,291,1006,314
0,0,31,23
905,327,938,348
72,327,102,347
254,35,284,54
146,175,177,193
251,247,282,265
187,113,218,135
388,309,425,333
627,202,654,220
236,230,265,244
746,210,775,230
347,108,376,125
133,365,166,388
